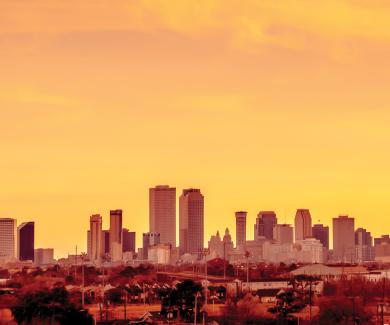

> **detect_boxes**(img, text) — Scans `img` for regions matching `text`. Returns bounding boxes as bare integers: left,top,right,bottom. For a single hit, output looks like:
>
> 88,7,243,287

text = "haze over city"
2,1,390,259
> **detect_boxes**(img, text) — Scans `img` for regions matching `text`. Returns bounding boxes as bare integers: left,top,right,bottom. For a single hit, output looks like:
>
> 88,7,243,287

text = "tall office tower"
101,230,110,255
149,185,176,246
123,229,136,252
254,211,277,240
312,224,329,249
17,222,34,261
374,235,390,246
110,210,123,261
294,209,312,241
235,211,247,247
179,188,204,255
142,232,160,260
333,215,355,263
223,228,234,256
273,224,294,244
0,218,17,259
355,228,373,263
89,214,102,264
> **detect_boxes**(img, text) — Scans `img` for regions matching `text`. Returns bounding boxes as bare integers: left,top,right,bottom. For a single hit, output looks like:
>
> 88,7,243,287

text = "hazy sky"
2,0,390,257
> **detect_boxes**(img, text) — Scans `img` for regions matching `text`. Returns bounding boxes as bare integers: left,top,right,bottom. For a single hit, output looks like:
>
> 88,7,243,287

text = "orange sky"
2,1,390,257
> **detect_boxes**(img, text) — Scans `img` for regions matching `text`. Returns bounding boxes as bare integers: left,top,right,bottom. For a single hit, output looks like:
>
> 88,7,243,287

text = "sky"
1,0,390,257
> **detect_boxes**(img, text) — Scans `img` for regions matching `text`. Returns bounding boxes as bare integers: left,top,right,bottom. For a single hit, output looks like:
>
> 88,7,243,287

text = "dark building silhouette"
17,222,34,261
123,228,136,252
101,230,110,255
312,224,329,249
374,235,390,246
254,211,277,240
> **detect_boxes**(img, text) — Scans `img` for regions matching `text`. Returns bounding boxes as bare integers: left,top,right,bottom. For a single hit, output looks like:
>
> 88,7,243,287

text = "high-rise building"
235,211,247,247
109,210,123,262
101,230,110,256
179,188,204,255
149,185,176,246
273,224,294,244
142,232,160,260
0,218,17,260
17,222,34,261
355,228,373,263
89,214,102,265
223,228,234,257
333,215,355,263
312,224,329,249
254,211,277,240
294,209,312,241
123,229,136,252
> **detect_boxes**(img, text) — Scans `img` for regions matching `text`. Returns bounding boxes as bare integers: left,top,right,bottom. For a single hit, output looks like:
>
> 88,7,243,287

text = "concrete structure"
149,185,176,246
109,210,123,262
294,209,312,241
333,215,355,263
142,232,160,260
254,211,277,240
123,229,136,253
295,238,324,264
312,224,329,249
0,218,17,260
263,242,294,264
179,188,204,255
273,224,293,244
355,228,373,263
148,243,171,264
235,211,247,247
89,214,102,265
34,248,54,266
17,222,34,261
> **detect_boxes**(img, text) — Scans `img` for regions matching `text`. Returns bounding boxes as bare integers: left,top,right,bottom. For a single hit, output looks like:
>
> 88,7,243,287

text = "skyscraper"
355,227,373,263
254,211,277,240
17,222,34,261
0,218,17,260
312,224,329,249
123,229,136,252
273,224,294,244
333,215,355,263
110,210,123,261
179,188,204,255
149,185,176,246
89,214,102,265
235,211,247,247
294,209,312,241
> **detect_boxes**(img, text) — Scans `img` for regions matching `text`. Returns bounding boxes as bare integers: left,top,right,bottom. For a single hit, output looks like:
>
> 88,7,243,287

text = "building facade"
333,215,355,263
312,224,329,249
89,214,102,265
294,209,312,241
273,224,294,244
109,210,123,262
0,218,17,260
142,232,161,260
149,185,176,246
17,222,34,261
235,211,247,247
123,229,136,253
254,211,277,240
179,188,204,255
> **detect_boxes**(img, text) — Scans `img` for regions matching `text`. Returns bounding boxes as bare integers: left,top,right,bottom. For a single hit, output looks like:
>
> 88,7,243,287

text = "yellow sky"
1,0,390,257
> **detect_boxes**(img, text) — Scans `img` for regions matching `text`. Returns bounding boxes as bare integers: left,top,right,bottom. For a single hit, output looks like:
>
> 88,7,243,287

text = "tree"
12,286,93,325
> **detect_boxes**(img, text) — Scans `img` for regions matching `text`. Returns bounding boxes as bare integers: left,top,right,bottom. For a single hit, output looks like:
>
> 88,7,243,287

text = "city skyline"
2,185,389,259
2,1,390,258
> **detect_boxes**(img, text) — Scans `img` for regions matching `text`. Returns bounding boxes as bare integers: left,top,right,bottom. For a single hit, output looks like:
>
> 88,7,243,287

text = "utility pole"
245,250,250,291
81,252,86,309
223,241,226,279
